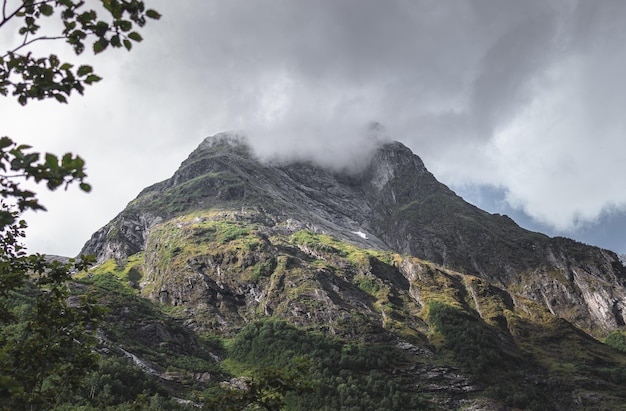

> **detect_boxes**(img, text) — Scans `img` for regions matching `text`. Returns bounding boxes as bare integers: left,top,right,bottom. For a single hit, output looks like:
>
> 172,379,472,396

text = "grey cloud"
98,0,626,240
6,0,626,255
469,13,556,134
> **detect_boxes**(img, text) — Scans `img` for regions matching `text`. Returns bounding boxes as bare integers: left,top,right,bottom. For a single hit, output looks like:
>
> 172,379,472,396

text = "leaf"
94,21,110,37
39,3,54,16
60,63,73,71
84,74,102,85
79,183,92,193
123,39,132,51
54,94,67,103
117,20,133,32
45,153,59,169
61,153,77,168
78,10,97,25
49,54,59,67
64,21,77,31
93,39,109,54
76,65,93,76
0,137,13,149
128,32,143,42
146,9,162,20
111,35,121,48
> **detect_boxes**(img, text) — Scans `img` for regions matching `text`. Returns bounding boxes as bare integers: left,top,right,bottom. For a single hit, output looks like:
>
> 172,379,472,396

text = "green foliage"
0,256,102,409
604,329,626,353
205,360,312,411
0,1,159,406
143,212,271,289
427,300,504,376
290,231,346,256
0,0,160,105
81,271,136,295
80,253,145,291
354,272,381,294
226,319,430,410
0,137,91,226
52,354,198,410
252,257,277,281
79,268,228,377
62,356,170,408
220,224,251,243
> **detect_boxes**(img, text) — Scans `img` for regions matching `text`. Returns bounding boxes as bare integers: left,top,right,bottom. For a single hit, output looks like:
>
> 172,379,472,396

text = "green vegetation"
65,267,429,410
224,319,431,411
204,360,312,411
87,254,145,283
143,212,271,292
77,254,146,297
56,356,175,410
0,258,102,409
12,207,620,410
0,1,160,407
138,168,249,214
56,270,220,409
604,329,626,353
353,273,382,294
427,300,505,376
1,1,160,106
290,230,381,269
3,221,621,410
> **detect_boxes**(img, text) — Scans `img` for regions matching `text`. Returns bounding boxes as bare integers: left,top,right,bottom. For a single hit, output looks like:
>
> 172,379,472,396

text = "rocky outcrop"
81,210,164,262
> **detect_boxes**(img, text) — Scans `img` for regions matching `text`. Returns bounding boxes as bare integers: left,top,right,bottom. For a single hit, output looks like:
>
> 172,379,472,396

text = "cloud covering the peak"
157,0,626,233
2,0,626,254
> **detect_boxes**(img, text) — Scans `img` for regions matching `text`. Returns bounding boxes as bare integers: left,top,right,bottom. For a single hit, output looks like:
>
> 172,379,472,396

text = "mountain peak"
368,141,428,186
197,131,248,151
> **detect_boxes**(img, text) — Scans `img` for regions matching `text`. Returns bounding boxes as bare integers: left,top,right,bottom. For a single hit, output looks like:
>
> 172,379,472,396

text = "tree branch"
3,35,66,58
0,1,24,30
0,0,58,29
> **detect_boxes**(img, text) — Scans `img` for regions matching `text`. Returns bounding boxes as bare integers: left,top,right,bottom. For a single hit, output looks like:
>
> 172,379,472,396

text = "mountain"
77,133,626,410
83,133,626,335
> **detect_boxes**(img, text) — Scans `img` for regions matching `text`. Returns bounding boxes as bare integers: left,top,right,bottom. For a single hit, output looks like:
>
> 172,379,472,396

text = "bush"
604,330,626,353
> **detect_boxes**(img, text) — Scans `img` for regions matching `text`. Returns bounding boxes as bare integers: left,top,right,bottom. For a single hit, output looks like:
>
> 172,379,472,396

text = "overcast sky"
1,0,625,256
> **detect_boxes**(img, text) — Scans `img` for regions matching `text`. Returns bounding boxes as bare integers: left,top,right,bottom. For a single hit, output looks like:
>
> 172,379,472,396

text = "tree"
204,361,314,411
0,1,159,408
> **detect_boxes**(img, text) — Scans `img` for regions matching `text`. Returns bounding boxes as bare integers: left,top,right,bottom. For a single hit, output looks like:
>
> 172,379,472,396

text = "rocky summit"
78,133,626,410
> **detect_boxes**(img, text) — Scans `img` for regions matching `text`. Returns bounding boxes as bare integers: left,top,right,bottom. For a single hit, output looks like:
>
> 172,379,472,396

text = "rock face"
82,133,626,336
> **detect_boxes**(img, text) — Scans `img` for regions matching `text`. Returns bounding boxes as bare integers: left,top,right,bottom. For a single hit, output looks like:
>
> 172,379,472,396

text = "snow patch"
351,230,368,239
